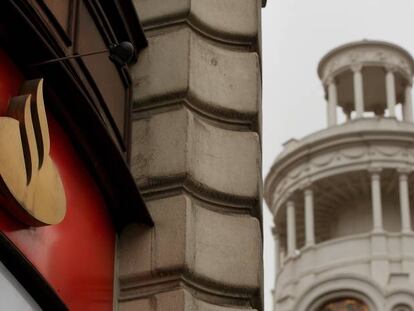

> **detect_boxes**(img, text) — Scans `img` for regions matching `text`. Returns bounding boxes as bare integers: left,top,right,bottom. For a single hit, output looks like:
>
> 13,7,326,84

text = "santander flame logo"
0,79,66,226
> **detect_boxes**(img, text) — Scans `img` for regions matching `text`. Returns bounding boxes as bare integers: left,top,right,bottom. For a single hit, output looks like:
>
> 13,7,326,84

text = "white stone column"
398,169,412,233
286,200,296,256
343,106,352,121
403,84,413,122
327,78,338,127
370,169,383,232
304,188,315,247
385,67,397,117
280,248,286,269
352,64,364,118
274,232,280,271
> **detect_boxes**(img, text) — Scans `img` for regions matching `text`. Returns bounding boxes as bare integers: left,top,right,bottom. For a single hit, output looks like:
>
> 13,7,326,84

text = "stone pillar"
403,84,413,122
304,188,315,247
327,78,338,127
287,201,296,256
120,1,263,310
398,169,412,233
352,64,364,118
385,67,397,117
343,106,352,121
280,248,286,269
274,231,280,271
370,169,383,232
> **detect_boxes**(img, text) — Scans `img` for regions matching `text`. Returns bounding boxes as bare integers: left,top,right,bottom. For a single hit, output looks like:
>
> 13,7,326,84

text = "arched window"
392,304,412,311
319,297,369,311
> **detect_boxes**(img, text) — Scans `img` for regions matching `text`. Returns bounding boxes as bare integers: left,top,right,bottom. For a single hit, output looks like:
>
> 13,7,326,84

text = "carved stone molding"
265,119,414,216
318,41,414,84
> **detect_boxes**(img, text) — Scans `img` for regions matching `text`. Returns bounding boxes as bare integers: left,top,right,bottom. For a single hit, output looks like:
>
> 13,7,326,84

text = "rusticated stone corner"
123,1,263,310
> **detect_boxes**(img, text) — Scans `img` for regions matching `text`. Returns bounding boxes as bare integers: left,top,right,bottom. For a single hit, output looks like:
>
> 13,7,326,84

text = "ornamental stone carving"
319,41,414,83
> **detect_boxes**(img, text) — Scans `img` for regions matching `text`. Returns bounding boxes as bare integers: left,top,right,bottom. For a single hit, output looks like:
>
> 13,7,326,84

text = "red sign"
0,50,115,310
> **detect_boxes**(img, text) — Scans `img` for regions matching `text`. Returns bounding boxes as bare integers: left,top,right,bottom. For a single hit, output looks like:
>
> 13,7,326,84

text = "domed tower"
265,40,414,311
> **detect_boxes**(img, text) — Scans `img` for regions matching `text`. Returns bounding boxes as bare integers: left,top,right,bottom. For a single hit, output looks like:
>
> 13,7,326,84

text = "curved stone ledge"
274,232,414,311
133,96,258,131
132,0,259,45
119,272,257,304
131,108,260,199
119,289,258,311
132,27,260,122
139,174,258,212
118,195,261,300
265,118,414,214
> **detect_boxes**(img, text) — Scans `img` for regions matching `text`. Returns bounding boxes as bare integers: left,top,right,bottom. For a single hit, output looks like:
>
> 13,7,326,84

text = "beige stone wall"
118,1,263,310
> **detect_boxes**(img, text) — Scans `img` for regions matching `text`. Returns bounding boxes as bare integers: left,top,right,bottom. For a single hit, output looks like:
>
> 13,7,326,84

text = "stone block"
151,196,191,272
188,113,260,197
119,195,261,289
156,290,187,311
132,28,190,105
118,223,153,281
131,28,260,116
193,205,261,289
130,109,187,183
119,298,153,311
118,195,190,279
189,33,260,115
130,108,260,198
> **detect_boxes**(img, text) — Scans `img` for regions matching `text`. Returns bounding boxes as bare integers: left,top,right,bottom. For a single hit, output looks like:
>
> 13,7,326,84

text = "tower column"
273,229,280,271
398,169,412,233
280,248,286,269
304,188,315,247
370,169,383,232
286,200,296,256
403,84,413,122
352,64,364,118
385,67,397,117
327,78,338,127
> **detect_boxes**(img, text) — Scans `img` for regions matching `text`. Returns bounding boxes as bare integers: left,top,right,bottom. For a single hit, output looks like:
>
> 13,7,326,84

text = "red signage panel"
0,50,115,310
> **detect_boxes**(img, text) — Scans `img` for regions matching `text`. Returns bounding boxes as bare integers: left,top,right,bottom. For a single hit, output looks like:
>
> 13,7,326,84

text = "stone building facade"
265,41,414,311
0,1,264,310
118,1,264,311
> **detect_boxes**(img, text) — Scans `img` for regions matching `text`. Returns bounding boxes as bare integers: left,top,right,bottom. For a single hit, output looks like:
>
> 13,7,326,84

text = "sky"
262,1,414,310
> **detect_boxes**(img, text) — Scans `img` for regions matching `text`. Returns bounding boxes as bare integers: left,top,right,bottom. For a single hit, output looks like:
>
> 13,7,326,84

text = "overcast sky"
262,1,414,310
